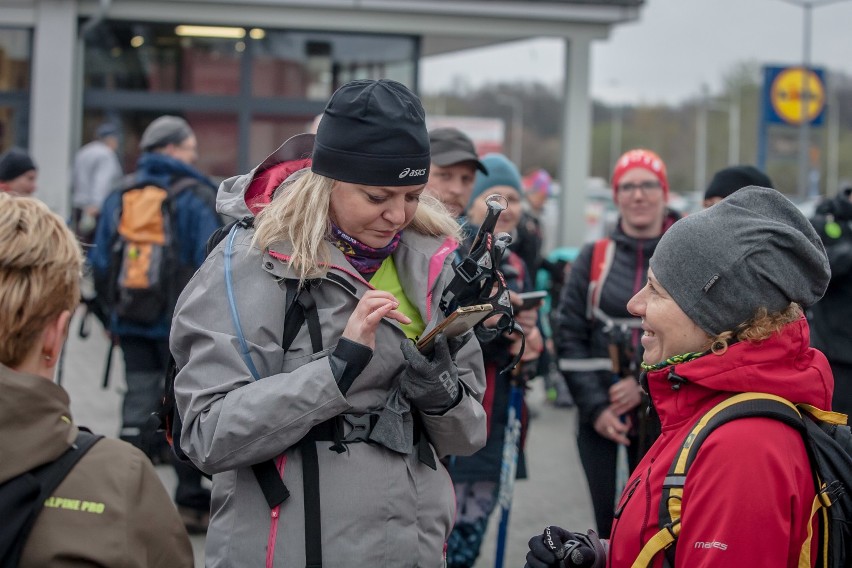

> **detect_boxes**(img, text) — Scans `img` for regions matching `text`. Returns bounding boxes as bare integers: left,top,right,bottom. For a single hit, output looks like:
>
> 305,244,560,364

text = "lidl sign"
763,65,826,126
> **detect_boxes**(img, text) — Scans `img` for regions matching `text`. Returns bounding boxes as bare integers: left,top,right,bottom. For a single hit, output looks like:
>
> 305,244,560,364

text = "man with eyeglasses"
552,148,680,539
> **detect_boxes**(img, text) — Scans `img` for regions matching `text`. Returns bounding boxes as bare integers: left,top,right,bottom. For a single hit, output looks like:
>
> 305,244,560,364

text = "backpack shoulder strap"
281,279,323,354
0,430,102,567
632,393,804,568
224,223,262,381
206,216,253,257
249,280,322,511
219,222,324,510
36,429,103,503
168,176,204,197
586,237,615,320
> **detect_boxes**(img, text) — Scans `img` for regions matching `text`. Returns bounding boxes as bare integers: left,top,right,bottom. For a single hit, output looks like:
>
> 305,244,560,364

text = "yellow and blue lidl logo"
764,65,826,126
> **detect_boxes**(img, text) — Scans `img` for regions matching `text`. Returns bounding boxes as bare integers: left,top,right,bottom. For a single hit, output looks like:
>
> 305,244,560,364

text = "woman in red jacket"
525,185,832,568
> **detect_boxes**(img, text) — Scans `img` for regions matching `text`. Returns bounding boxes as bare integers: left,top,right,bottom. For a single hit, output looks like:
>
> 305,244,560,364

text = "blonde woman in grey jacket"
170,80,487,567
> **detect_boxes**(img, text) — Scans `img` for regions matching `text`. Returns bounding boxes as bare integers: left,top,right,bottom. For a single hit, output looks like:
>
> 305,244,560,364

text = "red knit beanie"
611,149,669,201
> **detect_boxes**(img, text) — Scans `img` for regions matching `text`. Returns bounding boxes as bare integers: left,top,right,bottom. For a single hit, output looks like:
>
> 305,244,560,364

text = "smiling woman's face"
615,167,666,239
627,268,711,364
328,181,424,248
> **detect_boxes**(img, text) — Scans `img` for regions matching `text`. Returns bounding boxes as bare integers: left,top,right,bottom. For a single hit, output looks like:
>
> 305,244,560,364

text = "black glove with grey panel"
398,332,468,414
525,526,607,568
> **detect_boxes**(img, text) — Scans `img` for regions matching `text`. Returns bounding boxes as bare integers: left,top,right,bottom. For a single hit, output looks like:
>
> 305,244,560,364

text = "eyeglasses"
617,180,662,195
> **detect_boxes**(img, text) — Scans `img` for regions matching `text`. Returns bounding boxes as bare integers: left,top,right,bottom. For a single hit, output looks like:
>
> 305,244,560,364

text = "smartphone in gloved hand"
515,290,547,311
416,304,494,354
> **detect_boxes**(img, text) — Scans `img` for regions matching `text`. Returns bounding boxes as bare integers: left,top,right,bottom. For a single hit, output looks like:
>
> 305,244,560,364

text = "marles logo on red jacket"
693,540,728,551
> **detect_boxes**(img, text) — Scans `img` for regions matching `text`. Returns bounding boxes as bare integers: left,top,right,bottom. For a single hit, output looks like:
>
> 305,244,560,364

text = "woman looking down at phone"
170,80,487,567
445,153,544,568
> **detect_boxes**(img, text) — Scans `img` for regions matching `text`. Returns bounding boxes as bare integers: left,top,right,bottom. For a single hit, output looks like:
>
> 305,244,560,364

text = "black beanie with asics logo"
311,79,430,187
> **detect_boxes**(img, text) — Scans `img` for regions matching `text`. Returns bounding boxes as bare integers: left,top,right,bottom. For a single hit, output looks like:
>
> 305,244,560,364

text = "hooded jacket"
0,363,193,567
808,188,852,365
608,318,831,567
170,161,488,567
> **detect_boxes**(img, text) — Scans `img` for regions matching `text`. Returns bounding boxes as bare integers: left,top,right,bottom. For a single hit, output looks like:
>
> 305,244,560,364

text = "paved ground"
61,308,595,568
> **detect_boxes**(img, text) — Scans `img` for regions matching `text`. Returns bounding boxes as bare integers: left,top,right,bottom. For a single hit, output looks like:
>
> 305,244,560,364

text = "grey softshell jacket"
170,165,488,567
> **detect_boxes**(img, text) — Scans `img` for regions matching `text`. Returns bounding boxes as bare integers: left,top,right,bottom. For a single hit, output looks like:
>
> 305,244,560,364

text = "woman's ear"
41,310,72,367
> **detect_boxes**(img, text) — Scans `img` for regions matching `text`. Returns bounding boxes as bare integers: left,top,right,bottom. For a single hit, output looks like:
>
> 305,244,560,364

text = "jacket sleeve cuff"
421,382,464,416
329,337,373,396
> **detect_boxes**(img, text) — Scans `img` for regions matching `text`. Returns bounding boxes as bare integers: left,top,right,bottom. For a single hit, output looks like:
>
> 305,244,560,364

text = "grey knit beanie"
649,185,829,336
139,115,193,152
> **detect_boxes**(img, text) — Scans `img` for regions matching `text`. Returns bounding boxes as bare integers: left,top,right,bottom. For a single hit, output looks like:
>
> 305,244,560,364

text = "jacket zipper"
638,463,654,560
609,475,642,568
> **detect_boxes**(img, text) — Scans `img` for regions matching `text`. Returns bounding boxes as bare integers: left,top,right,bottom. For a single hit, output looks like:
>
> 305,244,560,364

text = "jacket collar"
645,318,834,431
0,363,78,483
264,231,457,323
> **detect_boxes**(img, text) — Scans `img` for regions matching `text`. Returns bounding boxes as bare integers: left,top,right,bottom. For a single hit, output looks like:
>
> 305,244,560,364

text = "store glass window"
249,115,317,167
82,20,417,173
0,28,31,151
0,28,30,92
187,111,239,179
84,22,243,95
252,31,416,99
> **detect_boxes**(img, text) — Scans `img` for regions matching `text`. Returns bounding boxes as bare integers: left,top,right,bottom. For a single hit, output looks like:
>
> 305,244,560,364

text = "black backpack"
633,392,852,568
0,430,102,567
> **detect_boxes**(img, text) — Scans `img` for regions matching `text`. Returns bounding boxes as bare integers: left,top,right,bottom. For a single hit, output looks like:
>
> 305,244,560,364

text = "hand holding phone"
514,290,547,311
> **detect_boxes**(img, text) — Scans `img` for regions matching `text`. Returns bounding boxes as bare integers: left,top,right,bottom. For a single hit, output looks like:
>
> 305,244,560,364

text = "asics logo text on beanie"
399,167,427,179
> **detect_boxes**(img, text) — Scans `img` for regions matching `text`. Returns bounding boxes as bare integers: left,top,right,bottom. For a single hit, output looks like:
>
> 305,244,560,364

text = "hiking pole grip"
468,194,506,254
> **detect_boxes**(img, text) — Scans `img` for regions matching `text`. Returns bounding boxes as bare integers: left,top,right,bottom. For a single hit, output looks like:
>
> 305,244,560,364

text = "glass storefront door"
81,20,418,176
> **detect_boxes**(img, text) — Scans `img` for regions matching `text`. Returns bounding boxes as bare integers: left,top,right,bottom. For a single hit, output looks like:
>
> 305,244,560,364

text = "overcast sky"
420,0,852,105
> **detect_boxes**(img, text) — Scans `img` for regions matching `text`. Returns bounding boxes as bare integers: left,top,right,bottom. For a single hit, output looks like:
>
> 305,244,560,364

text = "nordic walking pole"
608,341,630,505
493,377,524,568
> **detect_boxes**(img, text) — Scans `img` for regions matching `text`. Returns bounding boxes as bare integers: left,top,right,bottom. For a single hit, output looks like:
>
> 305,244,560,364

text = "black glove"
398,333,462,414
525,526,607,568
446,331,472,361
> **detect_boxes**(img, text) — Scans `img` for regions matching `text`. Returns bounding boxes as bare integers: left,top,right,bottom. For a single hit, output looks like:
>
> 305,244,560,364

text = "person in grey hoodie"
170,79,487,567
70,122,123,242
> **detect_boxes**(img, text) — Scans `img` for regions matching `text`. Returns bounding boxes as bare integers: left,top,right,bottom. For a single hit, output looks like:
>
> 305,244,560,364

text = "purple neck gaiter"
330,223,402,274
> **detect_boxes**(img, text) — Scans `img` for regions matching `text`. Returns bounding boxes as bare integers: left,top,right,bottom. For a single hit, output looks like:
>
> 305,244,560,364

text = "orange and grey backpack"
100,177,199,326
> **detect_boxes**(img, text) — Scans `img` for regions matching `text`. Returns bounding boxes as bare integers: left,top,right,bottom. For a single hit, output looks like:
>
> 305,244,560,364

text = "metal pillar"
558,35,592,247
30,0,77,217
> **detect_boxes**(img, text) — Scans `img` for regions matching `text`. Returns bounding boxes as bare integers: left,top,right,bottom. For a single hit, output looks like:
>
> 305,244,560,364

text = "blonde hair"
253,170,462,282
708,303,803,354
0,194,82,367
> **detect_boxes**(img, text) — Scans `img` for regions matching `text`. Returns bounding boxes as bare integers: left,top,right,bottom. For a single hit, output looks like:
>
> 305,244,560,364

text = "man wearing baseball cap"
426,127,487,219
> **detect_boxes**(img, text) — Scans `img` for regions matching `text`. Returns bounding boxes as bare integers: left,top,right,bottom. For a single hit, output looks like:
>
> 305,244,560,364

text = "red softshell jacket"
609,317,833,568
